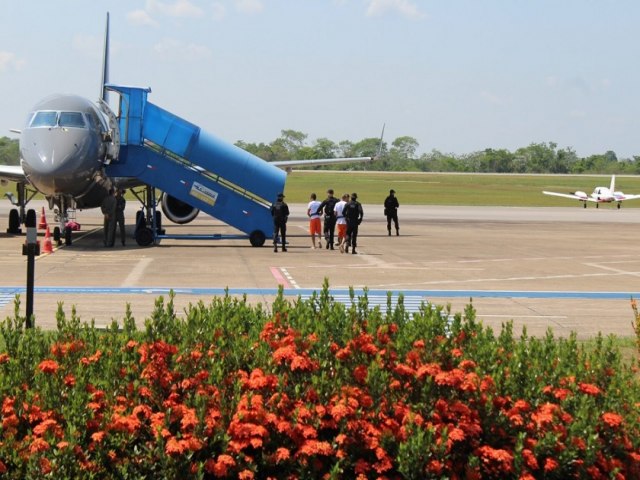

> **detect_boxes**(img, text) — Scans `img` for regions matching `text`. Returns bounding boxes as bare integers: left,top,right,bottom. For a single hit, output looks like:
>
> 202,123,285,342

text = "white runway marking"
296,293,431,314
584,262,640,278
0,292,15,310
280,268,299,289
121,257,153,287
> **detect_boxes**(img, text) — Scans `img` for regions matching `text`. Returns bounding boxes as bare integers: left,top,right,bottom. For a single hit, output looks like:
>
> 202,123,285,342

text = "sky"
1,0,640,159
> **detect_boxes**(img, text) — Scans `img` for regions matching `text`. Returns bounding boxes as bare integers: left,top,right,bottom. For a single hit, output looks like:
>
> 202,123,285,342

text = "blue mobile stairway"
104,85,286,246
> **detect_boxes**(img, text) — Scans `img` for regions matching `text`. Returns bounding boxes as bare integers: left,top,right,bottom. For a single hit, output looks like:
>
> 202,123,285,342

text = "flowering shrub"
0,286,639,479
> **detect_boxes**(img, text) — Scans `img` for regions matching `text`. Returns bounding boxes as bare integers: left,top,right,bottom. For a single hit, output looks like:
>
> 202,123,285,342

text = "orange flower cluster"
0,303,639,478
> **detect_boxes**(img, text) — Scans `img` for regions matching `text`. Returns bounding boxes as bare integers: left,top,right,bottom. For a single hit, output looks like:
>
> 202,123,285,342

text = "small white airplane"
543,175,640,208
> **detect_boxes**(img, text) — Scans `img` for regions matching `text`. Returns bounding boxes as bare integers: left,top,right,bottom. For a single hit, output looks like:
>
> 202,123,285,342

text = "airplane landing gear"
135,227,154,247
64,226,72,246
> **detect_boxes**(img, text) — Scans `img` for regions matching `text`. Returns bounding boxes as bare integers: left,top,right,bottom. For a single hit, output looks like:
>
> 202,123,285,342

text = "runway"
0,201,638,338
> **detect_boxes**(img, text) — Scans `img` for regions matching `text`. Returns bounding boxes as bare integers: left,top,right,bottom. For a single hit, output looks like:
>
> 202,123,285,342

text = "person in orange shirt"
307,193,323,249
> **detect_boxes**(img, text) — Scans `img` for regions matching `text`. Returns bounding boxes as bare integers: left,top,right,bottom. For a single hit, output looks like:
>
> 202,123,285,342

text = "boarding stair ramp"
104,85,285,246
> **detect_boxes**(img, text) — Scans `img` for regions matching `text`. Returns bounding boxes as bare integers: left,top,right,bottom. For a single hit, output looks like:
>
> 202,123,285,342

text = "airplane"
0,13,374,246
542,175,640,209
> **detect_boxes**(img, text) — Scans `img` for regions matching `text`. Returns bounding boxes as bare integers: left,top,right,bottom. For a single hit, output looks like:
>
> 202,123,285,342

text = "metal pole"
22,209,39,328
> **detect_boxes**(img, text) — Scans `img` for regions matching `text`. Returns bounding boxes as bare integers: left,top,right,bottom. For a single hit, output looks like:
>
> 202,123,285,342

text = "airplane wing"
542,191,588,201
271,156,374,169
0,165,27,183
614,194,640,201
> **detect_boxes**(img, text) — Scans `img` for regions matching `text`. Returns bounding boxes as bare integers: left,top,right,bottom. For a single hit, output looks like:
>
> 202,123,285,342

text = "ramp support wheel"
249,230,266,247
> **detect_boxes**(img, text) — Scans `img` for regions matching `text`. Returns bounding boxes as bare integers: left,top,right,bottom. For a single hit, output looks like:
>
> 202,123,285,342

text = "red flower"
30,437,50,454
37,359,59,374
578,382,602,396
275,447,290,462
207,454,235,477
165,436,185,455
602,412,623,428
299,440,333,456
522,448,539,470
353,365,368,384
544,457,559,472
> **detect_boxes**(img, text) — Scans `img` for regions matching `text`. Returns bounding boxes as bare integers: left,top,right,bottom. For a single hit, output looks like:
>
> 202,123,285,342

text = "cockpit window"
58,112,86,128
30,111,58,128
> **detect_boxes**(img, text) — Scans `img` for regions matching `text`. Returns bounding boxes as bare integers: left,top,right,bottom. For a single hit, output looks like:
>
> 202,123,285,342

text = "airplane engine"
160,193,199,224
574,191,587,199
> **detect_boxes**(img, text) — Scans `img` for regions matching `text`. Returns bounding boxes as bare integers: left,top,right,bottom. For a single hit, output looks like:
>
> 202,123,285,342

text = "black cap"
390,189,395,194
327,189,334,194
277,193,285,198
351,192,358,199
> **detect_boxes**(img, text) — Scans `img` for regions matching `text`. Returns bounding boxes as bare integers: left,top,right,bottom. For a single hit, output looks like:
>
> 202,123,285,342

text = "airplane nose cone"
21,127,102,195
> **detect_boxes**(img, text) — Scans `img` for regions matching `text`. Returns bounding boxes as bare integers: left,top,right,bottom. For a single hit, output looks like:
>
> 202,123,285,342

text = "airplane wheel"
7,209,20,234
135,227,154,247
155,211,165,235
249,230,266,247
53,227,61,243
64,226,72,246
583,203,587,208
618,203,621,209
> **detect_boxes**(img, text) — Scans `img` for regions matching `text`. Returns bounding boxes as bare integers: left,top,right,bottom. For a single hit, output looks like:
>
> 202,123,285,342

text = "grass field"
3,172,640,207
282,171,640,207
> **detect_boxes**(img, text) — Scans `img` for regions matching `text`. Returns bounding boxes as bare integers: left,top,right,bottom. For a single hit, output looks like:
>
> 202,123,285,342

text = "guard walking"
384,189,399,236
318,189,338,249
344,192,364,254
270,193,290,252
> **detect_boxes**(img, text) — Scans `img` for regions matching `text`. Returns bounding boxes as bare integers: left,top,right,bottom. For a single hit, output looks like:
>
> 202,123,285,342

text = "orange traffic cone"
38,207,48,230
42,227,53,254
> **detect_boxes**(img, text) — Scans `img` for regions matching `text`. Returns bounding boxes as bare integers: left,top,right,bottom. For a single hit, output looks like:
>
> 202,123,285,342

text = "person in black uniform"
344,192,364,254
115,188,127,246
317,189,338,250
270,193,290,252
384,189,399,236
101,188,116,247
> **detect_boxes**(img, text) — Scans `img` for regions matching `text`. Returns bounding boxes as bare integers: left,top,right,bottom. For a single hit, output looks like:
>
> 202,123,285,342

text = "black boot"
396,229,399,236
273,244,278,252
352,248,357,254
388,229,391,236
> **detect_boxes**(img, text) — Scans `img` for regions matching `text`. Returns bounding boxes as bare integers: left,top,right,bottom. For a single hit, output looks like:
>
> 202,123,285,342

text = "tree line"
2,133,639,174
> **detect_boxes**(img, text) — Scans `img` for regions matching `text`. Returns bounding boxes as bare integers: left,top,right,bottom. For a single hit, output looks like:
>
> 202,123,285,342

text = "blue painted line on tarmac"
0,287,637,300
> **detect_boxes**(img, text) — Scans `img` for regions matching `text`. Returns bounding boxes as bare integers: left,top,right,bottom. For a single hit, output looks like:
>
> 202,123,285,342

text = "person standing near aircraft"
270,193,290,252
384,189,399,236
115,188,126,246
101,188,117,247
344,192,364,254
334,193,349,252
318,189,338,250
307,193,323,249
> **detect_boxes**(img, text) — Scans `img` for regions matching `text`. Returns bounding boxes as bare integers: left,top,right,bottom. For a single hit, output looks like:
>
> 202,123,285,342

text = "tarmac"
0,200,639,339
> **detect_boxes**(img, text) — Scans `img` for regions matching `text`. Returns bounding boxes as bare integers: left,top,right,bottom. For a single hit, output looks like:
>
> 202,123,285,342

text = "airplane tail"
376,123,386,158
100,12,110,102
610,175,616,192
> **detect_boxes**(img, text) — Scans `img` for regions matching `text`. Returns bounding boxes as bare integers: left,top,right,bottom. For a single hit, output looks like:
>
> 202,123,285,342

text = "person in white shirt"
334,193,350,253
307,193,323,249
